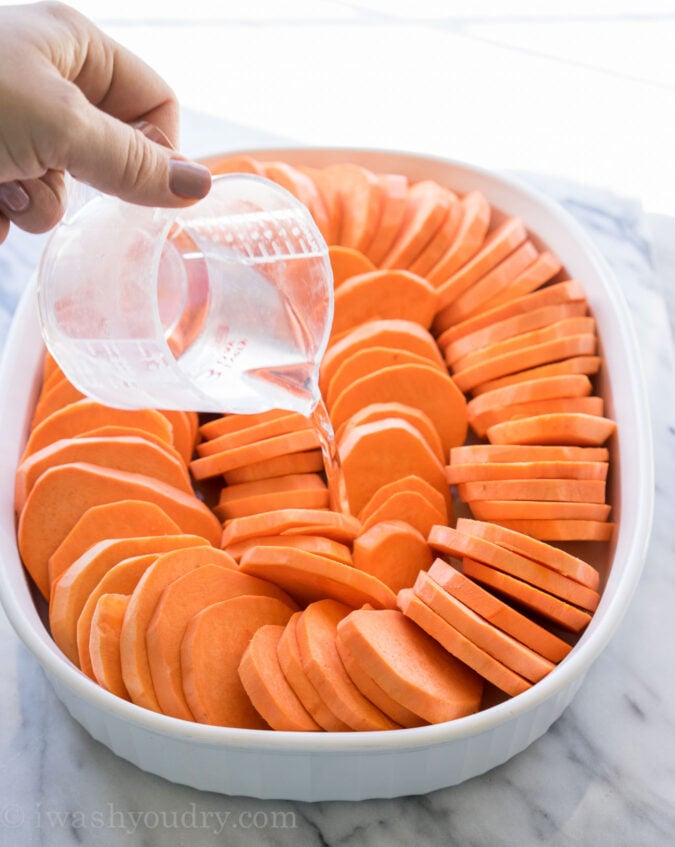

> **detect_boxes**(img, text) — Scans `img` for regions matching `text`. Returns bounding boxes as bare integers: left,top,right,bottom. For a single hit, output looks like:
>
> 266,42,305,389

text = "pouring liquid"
309,397,345,514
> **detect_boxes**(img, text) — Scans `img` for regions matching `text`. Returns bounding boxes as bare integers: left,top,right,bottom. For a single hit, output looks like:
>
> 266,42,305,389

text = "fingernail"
0,181,30,213
133,120,174,149
169,159,212,200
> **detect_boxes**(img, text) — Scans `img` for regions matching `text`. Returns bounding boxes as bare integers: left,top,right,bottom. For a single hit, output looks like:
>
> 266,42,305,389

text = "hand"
0,2,212,245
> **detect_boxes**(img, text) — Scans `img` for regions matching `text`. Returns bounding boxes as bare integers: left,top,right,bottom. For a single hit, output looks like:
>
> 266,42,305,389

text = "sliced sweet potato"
89,593,131,700
298,165,342,245
147,563,297,720
32,378,85,427
15,435,193,511
353,520,433,594
397,588,531,697
339,419,451,516
203,153,265,175
407,190,462,277
381,180,451,270
328,245,376,288
487,518,615,541
468,499,611,523
472,355,602,396
436,279,587,349
427,559,573,662
23,401,173,458
262,161,331,240
470,396,604,438
466,374,593,417
238,625,321,731
223,449,324,485
320,318,444,395
199,409,288,441
331,363,467,457
335,608,484,723
361,489,447,536
366,173,409,265
19,463,221,598
239,545,397,610
335,402,445,465
456,518,600,589
426,191,492,286
331,270,438,337
296,600,399,730
218,472,326,504
486,412,616,447
435,240,539,327
447,460,609,484
428,524,600,611
224,534,352,565
48,500,181,588
74,425,184,459
77,552,161,678
49,534,209,665
358,473,448,524
486,250,563,308
457,478,606,504
221,508,360,547
181,594,295,727
461,558,593,632
320,163,384,252
159,410,196,464
450,443,609,465
277,612,350,731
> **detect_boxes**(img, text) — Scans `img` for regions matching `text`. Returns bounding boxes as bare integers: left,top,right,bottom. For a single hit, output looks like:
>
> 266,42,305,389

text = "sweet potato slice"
223,449,324,485
181,595,295,727
328,245,376,288
89,593,131,700
321,163,384,252
331,270,437,337
147,563,297,720
335,402,445,465
427,559,572,662
457,478,606,504
471,498,610,522
74,425,183,459
277,612,350,731
486,250,563,309
23,401,173,457
436,279,587,349
454,335,598,394
296,600,399,730
435,240,539,328
407,190,462,278
199,409,288,441
471,396,604,437
428,524,600,611
361,490,447,537
76,552,161,679
19,463,221,598
353,520,433,594
320,319,444,393
214,482,329,521
298,165,342,245
331,363,468,457
472,355,602,396
366,173,409,265
159,410,196,464
326,347,442,411
337,635,427,727
339,419,451,516
221,508,360,547
239,546,397,610
466,374,593,417
435,217,528,313
358,473,448,524
461,558,592,632
336,608,484,723
48,500,181,587
487,412,616,447
262,161,331,240
450,443,609,465
15,436,193,511
426,191,491,286
447,460,609,484
203,154,265,175
224,534,352,565
413,572,556,682
49,535,211,665
238,625,321,731
218,472,326,504
381,180,451,270
32,378,85,427
489,519,615,541
397,588,531,697
456,518,600,589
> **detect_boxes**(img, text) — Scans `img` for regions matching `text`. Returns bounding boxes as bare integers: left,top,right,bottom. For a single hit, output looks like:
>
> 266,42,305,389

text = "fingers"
62,101,211,207
0,171,67,234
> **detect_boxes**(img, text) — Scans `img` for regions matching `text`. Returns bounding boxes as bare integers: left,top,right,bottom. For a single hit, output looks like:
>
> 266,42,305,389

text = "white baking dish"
0,150,653,801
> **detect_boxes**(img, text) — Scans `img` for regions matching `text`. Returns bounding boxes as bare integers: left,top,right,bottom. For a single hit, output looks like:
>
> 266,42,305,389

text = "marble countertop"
1,120,674,845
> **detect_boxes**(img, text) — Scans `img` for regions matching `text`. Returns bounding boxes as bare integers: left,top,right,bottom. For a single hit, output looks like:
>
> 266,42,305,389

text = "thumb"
62,99,211,207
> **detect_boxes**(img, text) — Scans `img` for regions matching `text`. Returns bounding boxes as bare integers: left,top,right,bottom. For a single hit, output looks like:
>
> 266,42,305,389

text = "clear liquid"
310,397,345,513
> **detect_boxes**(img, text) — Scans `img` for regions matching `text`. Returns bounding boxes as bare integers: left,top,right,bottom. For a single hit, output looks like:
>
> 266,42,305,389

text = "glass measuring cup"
37,175,333,416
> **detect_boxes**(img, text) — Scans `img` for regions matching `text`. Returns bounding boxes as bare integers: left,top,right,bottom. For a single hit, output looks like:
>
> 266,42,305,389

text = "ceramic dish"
0,149,653,801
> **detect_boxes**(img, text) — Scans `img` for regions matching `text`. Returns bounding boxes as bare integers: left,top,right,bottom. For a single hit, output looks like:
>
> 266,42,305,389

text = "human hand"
0,2,212,245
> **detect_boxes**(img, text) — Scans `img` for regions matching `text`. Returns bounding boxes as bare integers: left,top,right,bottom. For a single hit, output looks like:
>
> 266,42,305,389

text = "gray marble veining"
0,137,673,846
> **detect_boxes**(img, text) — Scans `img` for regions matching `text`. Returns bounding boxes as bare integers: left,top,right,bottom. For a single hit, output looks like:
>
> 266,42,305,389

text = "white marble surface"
0,112,674,844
